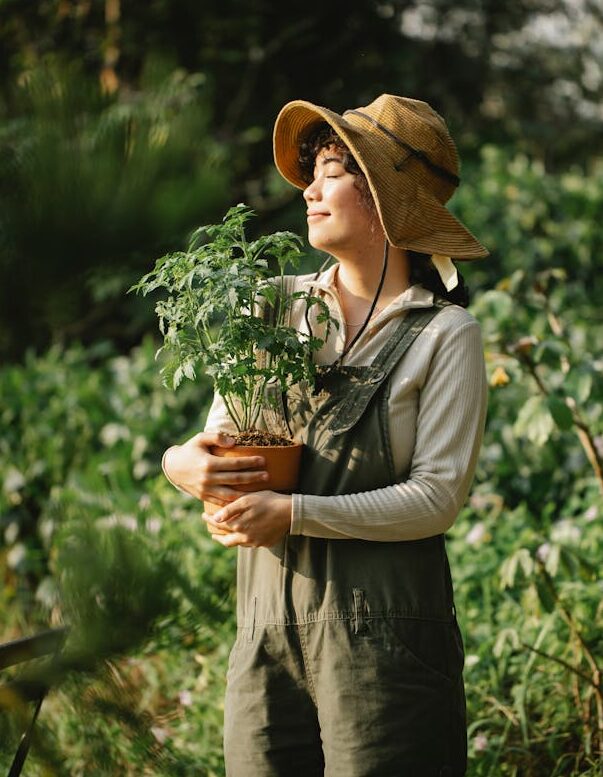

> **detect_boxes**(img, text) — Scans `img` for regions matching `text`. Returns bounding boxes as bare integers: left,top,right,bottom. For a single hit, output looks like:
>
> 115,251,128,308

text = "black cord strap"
343,109,460,187
303,241,389,365
336,241,389,365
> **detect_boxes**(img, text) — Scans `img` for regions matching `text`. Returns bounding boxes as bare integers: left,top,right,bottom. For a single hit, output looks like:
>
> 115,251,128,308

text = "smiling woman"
163,94,489,777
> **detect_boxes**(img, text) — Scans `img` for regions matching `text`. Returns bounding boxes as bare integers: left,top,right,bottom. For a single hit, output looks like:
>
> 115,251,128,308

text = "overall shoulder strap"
329,299,450,436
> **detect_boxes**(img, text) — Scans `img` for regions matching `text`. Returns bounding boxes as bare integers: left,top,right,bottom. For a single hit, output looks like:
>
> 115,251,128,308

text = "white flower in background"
4,521,19,545
96,514,138,531
110,356,131,381
178,690,193,707
133,460,151,480
473,733,489,752
7,543,26,569
97,514,119,529
132,434,148,460
151,726,169,744
470,493,489,510
138,494,152,510
465,654,480,668
536,542,551,562
119,515,138,532
99,422,130,447
4,466,25,493
551,520,581,544
584,506,597,522
146,517,162,534
466,522,486,547
39,518,55,546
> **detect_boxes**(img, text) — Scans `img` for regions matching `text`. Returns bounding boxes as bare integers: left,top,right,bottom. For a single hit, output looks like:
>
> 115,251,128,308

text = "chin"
308,233,342,254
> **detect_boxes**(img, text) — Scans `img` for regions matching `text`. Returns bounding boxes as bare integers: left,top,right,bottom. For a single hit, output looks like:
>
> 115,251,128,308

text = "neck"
335,243,411,306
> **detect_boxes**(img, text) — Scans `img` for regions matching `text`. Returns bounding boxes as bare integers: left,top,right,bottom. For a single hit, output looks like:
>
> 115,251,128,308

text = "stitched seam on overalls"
378,377,397,482
247,596,257,643
251,611,455,626
296,625,319,707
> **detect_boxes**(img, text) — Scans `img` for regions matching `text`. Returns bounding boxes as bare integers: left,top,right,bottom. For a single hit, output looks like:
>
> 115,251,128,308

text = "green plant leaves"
132,204,336,432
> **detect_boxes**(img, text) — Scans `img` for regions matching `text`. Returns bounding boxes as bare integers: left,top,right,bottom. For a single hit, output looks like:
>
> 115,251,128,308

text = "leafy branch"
482,268,603,493
130,204,335,434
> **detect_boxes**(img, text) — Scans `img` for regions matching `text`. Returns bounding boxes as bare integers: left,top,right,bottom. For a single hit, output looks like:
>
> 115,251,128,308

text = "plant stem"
520,641,595,689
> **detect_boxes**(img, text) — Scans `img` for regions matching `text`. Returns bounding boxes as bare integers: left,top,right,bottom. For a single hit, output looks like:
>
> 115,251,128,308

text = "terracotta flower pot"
204,442,303,535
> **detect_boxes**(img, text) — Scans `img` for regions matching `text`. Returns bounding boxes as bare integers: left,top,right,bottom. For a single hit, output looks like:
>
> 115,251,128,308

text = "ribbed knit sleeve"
290,319,487,541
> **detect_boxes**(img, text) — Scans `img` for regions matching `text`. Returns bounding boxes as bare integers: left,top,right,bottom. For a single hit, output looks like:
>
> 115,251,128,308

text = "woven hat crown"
350,95,460,205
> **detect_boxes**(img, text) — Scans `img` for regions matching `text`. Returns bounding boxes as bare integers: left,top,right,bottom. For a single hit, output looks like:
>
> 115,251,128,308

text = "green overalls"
224,302,467,777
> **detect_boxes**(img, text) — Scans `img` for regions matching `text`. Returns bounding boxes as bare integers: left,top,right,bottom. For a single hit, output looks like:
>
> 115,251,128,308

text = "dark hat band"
343,109,460,187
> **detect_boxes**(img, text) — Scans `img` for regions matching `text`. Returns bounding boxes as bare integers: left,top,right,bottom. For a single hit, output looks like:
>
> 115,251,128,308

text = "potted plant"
130,204,335,519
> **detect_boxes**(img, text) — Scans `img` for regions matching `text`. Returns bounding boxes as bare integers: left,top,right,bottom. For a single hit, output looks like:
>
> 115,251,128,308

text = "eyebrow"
318,156,344,165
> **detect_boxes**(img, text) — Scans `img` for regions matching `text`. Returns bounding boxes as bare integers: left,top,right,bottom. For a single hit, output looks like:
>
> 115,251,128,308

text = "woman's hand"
204,491,292,548
163,432,269,507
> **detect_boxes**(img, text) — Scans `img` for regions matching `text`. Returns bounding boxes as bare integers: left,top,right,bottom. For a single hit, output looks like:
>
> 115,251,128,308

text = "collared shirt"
204,266,488,541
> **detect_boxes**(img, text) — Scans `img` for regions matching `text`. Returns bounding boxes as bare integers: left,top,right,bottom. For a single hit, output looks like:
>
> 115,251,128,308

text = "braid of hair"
408,251,470,307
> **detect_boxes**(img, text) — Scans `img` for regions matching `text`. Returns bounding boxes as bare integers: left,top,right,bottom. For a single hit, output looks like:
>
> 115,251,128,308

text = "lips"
307,211,330,218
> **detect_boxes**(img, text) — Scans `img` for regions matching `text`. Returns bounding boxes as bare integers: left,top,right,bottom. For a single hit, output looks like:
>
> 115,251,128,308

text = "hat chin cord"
335,240,389,364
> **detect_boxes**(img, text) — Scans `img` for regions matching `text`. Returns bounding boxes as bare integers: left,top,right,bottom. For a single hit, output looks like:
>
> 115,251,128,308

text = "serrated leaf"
172,365,183,389
183,361,196,381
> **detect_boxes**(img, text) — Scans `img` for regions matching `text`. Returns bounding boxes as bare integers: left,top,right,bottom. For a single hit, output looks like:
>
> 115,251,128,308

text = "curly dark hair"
298,123,374,209
297,121,470,307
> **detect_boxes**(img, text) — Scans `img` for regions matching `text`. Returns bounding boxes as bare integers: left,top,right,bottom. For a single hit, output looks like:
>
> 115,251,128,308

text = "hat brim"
273,100,489,260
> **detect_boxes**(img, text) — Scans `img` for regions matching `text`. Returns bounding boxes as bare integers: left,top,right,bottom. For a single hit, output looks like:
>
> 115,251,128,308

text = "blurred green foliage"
0,60,230,359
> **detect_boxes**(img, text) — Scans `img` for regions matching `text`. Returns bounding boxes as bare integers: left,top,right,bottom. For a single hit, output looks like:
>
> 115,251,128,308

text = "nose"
303,177,320,202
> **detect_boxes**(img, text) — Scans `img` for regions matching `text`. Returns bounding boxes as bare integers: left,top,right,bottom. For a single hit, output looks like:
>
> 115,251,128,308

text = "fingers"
204,469,269,488
202,512,251,547
211,531,250,548
210,500,244,525
203,486,244,505
204,454,266,473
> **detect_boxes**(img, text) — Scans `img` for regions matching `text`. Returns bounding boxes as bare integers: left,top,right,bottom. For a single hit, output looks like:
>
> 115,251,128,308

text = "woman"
163,94,489,777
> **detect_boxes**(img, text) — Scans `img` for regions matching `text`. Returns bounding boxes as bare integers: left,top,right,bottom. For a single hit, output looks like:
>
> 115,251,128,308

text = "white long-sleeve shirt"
203,265,488,542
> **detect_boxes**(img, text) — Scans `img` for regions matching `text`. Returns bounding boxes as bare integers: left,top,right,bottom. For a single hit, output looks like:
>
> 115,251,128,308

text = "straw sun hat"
273,94,488,290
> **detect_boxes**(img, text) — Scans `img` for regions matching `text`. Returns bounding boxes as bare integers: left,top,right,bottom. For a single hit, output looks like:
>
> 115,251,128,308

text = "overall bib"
224,303,467,777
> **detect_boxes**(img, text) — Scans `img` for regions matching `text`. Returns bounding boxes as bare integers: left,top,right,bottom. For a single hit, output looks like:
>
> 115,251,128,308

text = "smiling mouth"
307,212,329,219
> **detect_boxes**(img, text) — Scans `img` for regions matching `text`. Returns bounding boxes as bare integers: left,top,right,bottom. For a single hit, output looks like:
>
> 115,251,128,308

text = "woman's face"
303,146,381,256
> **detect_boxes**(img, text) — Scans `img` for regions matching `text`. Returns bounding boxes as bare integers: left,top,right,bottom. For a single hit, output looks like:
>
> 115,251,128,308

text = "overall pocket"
352,589,464,684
